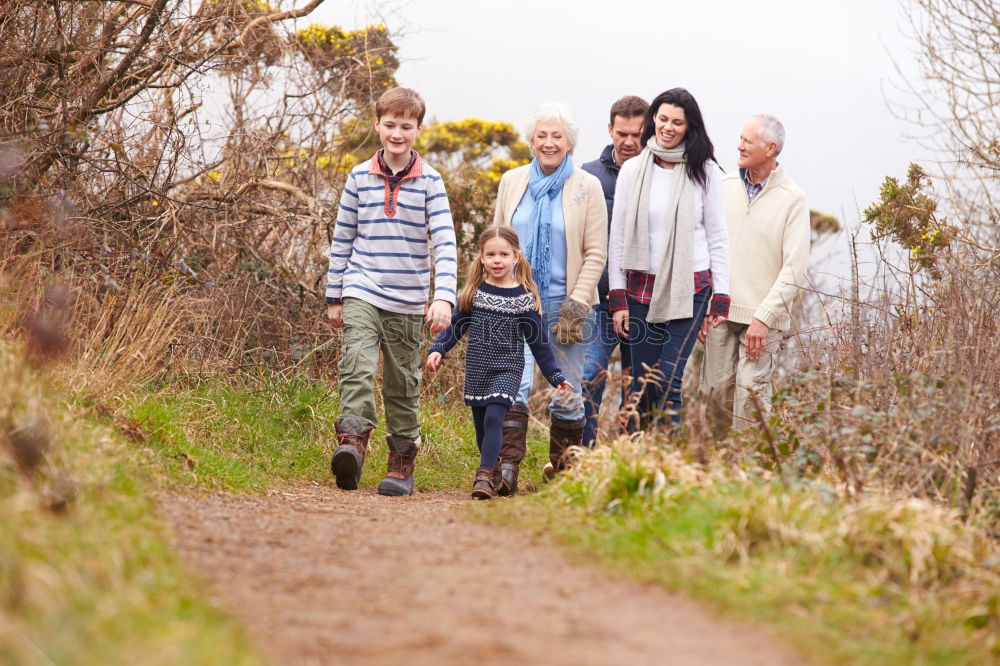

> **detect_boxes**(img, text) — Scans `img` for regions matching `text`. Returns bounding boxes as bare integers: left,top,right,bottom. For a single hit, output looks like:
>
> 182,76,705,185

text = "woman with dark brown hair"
608,88,730,429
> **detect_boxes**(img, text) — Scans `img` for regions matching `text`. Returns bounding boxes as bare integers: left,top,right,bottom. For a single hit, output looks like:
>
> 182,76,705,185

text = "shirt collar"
376,149,417,177
600,144,619,170
742,167,768,189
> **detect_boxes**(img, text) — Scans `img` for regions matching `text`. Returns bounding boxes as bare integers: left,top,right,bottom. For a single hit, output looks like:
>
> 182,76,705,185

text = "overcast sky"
306,0,928,285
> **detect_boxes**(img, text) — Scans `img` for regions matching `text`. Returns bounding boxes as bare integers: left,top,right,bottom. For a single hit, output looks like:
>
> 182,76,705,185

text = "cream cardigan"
494,164,608,306
722,164,811,330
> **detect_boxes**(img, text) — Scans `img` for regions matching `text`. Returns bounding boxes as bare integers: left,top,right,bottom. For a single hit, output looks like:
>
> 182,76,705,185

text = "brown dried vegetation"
0,0,405,392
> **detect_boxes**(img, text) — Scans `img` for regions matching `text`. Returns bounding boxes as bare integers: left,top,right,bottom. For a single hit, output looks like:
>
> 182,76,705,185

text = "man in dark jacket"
580,95,647,448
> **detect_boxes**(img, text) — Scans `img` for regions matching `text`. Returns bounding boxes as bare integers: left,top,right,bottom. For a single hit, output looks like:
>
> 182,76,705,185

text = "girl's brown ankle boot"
471,466,496,500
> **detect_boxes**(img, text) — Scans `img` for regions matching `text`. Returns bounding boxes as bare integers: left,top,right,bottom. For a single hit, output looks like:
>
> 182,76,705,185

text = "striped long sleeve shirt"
326,151,458,315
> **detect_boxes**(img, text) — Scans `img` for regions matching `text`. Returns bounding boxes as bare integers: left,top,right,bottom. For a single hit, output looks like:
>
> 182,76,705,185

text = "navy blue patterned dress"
429,283,566,407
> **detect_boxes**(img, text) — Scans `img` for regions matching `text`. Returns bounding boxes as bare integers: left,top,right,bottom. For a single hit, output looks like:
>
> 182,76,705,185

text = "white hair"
753,114,785,156
525,102,580,156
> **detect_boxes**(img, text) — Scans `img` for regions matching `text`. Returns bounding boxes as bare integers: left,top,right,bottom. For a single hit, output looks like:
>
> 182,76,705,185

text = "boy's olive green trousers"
337,297,424,440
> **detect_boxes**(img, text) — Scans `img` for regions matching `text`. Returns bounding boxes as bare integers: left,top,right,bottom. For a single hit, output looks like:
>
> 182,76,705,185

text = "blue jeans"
581,304,630,448
626,287,710,429
516,298,593,421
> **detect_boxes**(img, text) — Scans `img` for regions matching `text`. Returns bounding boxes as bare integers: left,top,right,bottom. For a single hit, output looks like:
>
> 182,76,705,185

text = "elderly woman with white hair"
491,102,608,493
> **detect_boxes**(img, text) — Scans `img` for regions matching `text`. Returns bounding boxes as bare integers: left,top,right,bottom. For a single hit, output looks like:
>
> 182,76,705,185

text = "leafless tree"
901,0,998,174
0,0,400,374
889,0,998,242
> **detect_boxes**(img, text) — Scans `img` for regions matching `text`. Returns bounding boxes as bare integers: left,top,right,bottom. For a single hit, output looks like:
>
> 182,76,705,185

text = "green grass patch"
1,383,265,665
124,377,552,494
124,375,340,491
477,436,1000,666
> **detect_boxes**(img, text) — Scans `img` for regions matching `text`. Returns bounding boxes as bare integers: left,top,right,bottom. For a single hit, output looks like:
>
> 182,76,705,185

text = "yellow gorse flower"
295,24,394,52
337,154,359,174
920,228,941,242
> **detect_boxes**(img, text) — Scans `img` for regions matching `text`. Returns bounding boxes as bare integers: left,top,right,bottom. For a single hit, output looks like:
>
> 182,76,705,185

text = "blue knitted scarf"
524,155,573,299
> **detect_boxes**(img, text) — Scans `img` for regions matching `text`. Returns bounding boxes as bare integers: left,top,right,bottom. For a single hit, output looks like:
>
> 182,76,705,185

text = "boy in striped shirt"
326,88,457,496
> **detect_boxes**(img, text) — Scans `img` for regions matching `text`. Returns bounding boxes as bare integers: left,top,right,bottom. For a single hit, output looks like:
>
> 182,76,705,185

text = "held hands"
425,300,453,335
698,314,728,343
613,309,629,338
614,309,728,344
554,380,574,395
425,351,443,372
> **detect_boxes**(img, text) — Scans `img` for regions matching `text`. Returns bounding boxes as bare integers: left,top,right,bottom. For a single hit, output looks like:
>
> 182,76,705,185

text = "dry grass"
499,431,1000,664
564,432,998,585
2,198,998,664
730,254,1000,526
67,280,196,396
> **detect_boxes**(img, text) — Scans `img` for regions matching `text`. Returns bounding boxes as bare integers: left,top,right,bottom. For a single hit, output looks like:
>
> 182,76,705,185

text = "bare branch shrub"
0,1,404,389
893,0,999,177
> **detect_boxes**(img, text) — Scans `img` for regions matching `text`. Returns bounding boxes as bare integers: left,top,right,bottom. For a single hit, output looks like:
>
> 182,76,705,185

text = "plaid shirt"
376,149,417,191
743,169,768,203
609,270,730,317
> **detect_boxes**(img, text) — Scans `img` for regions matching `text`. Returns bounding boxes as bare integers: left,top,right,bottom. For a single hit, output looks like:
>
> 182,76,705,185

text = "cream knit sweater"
494,164,608,306
722,165,810,331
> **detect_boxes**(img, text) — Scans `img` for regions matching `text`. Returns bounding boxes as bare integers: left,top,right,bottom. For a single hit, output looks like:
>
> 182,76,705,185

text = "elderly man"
700,114,810,434
579,95,647,448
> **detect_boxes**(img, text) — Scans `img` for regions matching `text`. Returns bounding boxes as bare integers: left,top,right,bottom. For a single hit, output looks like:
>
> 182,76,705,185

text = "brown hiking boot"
543,415,585,481
497,403,529,496
331,416,373,490
471,466,496,500
377,435,418,496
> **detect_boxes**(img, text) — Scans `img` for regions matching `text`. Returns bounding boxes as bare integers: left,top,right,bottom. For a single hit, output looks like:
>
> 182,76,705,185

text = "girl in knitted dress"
427,226,572,499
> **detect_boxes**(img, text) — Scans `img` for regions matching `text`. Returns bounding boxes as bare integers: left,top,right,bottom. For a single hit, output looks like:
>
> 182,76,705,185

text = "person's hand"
555,380,574,395
426,300,452,335
425,351,443,372
613,309,629,338
697,317,711,343
327,304,343,328
745,318,769,361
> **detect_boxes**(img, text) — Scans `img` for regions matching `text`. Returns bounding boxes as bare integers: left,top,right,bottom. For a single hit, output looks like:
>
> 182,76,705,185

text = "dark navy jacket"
581,145,621,305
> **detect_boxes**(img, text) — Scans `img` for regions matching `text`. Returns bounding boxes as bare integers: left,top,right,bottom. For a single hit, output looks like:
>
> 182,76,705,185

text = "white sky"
305,0,929,286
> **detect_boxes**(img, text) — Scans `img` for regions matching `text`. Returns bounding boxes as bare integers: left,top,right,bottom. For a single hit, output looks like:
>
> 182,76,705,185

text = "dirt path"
161,484,811,666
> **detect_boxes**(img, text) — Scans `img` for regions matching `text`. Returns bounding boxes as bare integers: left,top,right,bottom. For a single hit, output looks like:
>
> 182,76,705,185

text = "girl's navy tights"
471,403,508,469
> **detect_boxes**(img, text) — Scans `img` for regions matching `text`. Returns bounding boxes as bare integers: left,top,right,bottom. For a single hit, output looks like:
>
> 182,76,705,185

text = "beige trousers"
699,321,784,435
